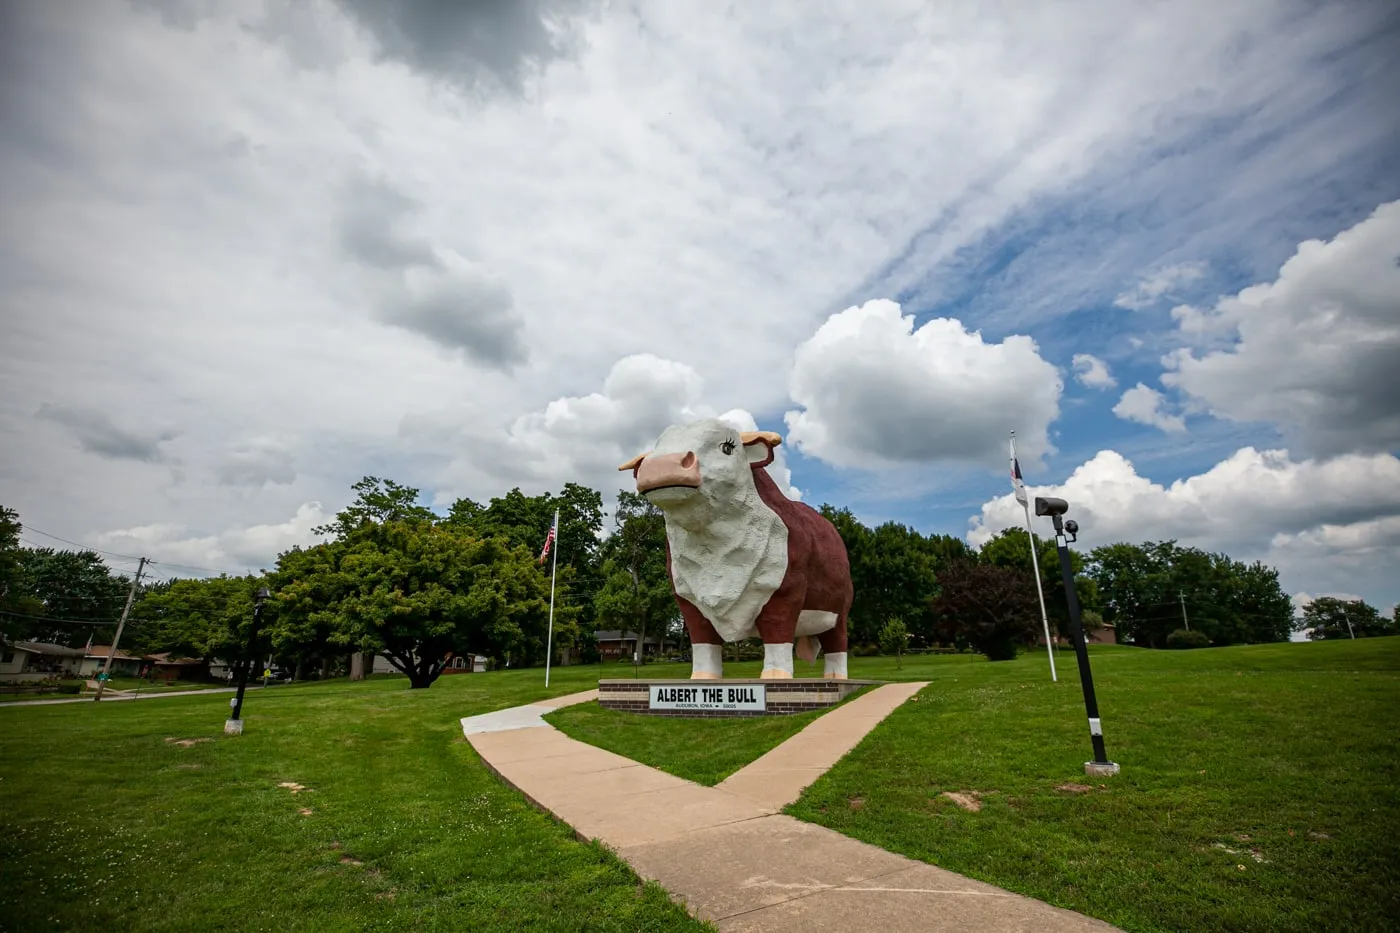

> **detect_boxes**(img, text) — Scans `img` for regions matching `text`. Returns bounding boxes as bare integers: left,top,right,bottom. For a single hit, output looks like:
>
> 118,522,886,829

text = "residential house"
594,630,666,661
0,642,86,683
77,646,144,678
144,652,210,683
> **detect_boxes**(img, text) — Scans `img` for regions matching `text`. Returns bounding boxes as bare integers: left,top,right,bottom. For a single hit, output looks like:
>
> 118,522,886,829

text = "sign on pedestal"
649,684,766,712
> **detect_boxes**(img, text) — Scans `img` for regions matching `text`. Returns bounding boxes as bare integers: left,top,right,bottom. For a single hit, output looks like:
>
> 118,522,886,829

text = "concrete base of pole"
1084,760,1120,777
224,719,244,735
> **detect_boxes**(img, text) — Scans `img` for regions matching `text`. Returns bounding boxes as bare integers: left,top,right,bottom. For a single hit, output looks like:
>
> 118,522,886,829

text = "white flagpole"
544,508,559,688
1012,432,1057,682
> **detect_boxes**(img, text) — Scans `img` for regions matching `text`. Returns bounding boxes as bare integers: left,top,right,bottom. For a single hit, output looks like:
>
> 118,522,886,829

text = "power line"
0,607,123,627
20,526,147,562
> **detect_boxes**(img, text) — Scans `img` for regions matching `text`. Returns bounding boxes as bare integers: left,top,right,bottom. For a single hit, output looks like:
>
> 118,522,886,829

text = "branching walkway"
463,684,1119,932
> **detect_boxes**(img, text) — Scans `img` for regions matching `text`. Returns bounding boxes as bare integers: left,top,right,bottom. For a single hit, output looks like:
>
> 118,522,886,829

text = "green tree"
594,491,676,662
878,617,909,669
445,482,606,658
979,527,1100,639
132,575,264,662
930,561,1039,661
1300,597,1394,641
818,506,970,647
285,521,554,688
313,476,436,540
11,547,131,646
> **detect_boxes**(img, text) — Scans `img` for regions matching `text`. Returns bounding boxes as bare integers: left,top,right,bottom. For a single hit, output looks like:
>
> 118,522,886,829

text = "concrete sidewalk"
717,681,927,809
463,685,1119,932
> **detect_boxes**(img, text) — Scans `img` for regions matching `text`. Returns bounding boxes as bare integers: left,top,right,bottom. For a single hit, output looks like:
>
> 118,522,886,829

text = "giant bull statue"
620,418,853,680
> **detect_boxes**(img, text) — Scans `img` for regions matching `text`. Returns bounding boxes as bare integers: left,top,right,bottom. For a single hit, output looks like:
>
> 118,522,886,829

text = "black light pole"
225,586,269,736
1035,497,1119,777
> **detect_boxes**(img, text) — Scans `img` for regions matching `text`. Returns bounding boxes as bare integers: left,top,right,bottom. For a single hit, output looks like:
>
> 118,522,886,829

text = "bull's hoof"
690,671,722,680
825,671,848,680
759,668,793,680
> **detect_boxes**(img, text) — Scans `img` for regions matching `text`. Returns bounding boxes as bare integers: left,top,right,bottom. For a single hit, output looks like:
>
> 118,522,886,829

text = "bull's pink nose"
636,451,701,494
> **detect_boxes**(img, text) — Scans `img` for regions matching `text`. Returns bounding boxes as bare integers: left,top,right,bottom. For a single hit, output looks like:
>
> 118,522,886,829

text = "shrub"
1166,628,1210,650
57,684,80,695
930,561,1040,662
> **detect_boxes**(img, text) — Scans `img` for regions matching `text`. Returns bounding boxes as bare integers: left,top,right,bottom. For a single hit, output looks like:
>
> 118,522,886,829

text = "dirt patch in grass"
277,781,309,794
940,791,983,812
1055,783,1095,794
847,796,865,811
164,737,211,748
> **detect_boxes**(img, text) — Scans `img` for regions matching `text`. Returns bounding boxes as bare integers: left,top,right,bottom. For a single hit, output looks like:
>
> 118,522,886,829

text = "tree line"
2,482,1392,686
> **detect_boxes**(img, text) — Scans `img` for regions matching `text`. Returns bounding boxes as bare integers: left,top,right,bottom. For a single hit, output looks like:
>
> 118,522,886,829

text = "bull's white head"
619,418,781,531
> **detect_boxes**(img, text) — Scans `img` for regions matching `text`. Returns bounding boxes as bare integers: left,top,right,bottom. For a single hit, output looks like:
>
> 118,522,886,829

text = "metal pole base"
224,719,244,736
1084,760,1120,777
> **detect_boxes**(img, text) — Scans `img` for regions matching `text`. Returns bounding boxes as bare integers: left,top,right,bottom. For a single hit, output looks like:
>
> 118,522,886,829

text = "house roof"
593,630,663,643
11,641,87,658
84,646,143,661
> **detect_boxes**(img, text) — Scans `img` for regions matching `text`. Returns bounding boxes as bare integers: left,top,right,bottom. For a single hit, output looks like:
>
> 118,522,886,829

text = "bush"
930,561,1041,663
1166,628,1210,650
57,684,81,695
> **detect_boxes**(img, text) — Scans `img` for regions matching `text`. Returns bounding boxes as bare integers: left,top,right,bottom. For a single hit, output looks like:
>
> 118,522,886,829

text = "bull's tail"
795,634,821,663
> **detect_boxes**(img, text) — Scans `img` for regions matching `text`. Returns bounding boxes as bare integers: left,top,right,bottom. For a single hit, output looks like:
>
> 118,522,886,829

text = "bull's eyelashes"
720,440,736,456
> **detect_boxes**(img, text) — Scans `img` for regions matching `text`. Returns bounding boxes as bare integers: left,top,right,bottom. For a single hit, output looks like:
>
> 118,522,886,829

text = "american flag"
537,515,557,564
1009,433,1028,506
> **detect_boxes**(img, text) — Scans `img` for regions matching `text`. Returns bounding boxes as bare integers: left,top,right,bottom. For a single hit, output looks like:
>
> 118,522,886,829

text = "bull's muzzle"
635,451,701,495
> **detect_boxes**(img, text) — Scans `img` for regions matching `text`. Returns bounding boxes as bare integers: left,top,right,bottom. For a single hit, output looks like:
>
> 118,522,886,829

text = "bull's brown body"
667,462,853,658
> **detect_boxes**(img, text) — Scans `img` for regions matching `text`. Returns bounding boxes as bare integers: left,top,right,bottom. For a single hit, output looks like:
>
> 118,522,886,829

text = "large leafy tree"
930,561,1040,661
444,482,606,659
11,548,131,646
978,527,1100,639
1300,597,1394,640
1087,540,1291,647
285,521,554,688
594,491,676,659
818,506,972,647
0,506,44,644
313,476,436,539
131,575,265,662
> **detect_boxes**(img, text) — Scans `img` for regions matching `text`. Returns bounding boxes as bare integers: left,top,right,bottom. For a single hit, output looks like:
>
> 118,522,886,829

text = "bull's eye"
720,440,736,456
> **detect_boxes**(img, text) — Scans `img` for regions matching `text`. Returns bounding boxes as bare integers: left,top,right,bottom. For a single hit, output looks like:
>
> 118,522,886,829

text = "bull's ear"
741,431,780,469
619,452,648,473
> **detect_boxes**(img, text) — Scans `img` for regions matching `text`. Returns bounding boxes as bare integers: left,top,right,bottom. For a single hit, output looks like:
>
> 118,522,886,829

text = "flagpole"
544,509,559,688
1012,432,1057,682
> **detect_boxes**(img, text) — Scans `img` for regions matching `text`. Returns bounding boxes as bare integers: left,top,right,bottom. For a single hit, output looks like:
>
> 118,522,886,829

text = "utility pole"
94,556,147,702
1179,592,1190,631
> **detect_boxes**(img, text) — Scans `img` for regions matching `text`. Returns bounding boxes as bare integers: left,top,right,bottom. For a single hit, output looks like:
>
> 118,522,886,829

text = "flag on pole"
537,516,557,565
1010,434,1028,506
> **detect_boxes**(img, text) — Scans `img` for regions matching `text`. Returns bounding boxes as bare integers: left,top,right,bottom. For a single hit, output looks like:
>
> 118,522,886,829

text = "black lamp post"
1034,497,1120,777
225,586,269,736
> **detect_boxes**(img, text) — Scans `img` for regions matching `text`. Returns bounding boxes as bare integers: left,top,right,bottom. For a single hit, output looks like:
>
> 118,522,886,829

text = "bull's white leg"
691,643,723,680
823,652,848,680
760,642,794,679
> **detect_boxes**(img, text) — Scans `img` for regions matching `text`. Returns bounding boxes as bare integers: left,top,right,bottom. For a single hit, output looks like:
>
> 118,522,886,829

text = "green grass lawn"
783,640,1398,933
544,685,871,785
560,644,1400,932
0,666,708,932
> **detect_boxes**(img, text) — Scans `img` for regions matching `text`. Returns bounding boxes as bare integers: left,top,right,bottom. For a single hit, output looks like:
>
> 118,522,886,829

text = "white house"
0,642,86,683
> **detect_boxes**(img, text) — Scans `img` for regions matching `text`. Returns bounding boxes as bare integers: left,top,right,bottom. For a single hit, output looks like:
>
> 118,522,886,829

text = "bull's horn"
740,431,782,447
619,452,649,472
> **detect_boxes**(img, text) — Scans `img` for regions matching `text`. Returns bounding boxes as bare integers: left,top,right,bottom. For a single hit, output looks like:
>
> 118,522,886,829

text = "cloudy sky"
2,0,1397,613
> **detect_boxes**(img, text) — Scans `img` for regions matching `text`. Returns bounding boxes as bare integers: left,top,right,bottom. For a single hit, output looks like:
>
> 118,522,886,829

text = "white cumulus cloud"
968,447,1400,606
1163,200,1400,456
1072,353,1116,389
1113,383,1186,432
784,300,1062,469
